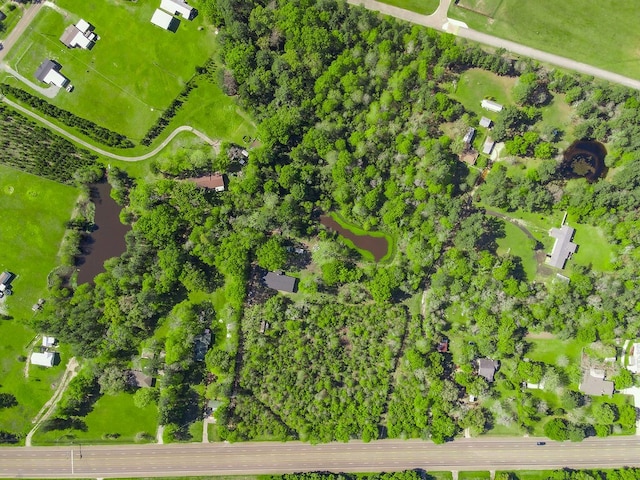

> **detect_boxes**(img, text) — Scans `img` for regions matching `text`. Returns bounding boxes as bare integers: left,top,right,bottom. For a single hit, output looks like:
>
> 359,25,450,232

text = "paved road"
2,437,640,478
0,95,219,160
0,1,44,63
347,0,640,91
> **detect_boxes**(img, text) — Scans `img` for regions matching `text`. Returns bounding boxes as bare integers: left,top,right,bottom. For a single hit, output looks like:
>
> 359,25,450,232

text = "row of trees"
1,84,134,148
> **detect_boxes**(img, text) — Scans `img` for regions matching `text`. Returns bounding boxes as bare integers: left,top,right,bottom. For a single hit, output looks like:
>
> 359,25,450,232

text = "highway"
2,437,640,478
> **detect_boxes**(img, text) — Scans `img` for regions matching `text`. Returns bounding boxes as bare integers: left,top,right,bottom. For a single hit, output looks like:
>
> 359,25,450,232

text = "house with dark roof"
263,271,297,293
477,358,499,382
194,329,212,361
35,60,70,88
546,224,577,269
130,370,156,388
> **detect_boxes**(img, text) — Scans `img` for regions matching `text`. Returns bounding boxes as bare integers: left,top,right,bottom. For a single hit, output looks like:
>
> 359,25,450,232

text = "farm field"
0,164,79,439
448,0,640,81
3,0,217,141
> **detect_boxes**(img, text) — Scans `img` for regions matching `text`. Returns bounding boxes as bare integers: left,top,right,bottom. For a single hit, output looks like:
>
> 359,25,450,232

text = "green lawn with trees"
0,164,79,441
4,0,218,141
448,0,640,80
4,0,640,448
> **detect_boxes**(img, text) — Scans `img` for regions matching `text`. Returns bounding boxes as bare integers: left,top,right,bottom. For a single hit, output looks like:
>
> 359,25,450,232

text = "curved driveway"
2,437,640,478
347,0,640,91
1,95,219,161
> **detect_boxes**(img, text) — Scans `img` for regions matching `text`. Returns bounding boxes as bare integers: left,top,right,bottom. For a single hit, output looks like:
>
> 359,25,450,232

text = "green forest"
1,0,640,447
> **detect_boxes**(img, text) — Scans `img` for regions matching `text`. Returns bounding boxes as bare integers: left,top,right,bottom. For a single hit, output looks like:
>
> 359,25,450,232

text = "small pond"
561,140,607,182
320,214,389,262
76,181,130,284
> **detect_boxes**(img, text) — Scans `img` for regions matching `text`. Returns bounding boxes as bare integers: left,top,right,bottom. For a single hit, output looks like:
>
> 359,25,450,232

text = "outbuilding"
263,271,298,293
160,0,195,19
31,351,55,368
481,99,503,113
151,8,177,31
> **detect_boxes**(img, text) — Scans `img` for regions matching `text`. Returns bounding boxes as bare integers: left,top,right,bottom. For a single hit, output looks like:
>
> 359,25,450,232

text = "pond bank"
320,213,393,262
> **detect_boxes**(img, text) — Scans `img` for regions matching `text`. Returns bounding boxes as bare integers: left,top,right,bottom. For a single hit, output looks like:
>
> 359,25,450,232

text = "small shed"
463,127,476,146
263,271,298,293
479,117,492,128
482,137,495,155
31,351,55,367
0,271,13,286
151,9,177,30
481,99,503,113
42,336,56,348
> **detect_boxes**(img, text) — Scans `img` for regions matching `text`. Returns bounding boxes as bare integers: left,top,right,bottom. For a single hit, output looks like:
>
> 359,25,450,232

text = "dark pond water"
561,140,607,182
320,214,389,262
76,181,130,284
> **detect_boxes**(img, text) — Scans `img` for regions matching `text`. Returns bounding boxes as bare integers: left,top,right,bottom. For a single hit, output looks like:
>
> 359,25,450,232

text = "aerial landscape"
1,0,640,479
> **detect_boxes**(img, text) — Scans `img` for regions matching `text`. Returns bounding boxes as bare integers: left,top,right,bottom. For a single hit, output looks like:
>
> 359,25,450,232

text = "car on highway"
536,441,546,446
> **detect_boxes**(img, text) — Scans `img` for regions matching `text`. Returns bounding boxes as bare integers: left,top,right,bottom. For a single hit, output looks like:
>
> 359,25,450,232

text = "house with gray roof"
579,369,614,396
479,117,492,128
546,224,577,269
263,271,297,293
477,358,499,382
482,137,495,155
35,59,70,88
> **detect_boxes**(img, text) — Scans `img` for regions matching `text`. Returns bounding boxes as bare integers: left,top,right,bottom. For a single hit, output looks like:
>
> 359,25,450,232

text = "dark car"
536,441,546,446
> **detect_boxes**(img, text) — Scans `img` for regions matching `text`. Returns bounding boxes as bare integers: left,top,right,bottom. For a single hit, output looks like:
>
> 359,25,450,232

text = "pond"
560,140,607,182
76,181,130,284
320,214,389,262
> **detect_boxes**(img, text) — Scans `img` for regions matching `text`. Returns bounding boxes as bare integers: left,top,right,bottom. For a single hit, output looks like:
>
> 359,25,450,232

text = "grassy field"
496,219,538,281
448,0,640,81
568,220,616,273
0,164,79,438
526,337,583,369
34,392,158,445
376,0,439,15
0,165,79,318
4,0,218,140
451,68,517,120
458,471,490,480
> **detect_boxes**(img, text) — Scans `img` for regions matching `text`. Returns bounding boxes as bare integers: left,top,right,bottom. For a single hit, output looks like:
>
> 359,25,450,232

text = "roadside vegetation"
449,0,640,81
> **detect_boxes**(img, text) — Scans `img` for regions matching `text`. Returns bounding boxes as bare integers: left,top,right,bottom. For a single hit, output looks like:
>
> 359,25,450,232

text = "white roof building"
151,8,175,30
481,99,503,113
546,225,577,269
76,19,91,34
42,336,56,348
160,0,194,19
31,351,55,367
35,60,70,88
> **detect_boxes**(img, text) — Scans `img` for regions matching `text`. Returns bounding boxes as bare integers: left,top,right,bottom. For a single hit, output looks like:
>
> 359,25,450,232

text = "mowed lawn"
451,69,516,120
376,0,439,15
4,0,218,140
495,220,537,282
448,0,640,81
0,164,79,438
33,392,158,445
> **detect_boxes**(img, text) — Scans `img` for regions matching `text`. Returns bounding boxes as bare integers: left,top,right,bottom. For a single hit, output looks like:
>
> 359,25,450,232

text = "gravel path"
1,95,220,161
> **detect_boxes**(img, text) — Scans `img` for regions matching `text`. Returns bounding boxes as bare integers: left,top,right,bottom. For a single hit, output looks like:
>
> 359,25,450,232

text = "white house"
160,0,194,19
42,336,56,348
31,351,55,367
151,8,176,30
481,99,503,113
35,60,70,88
76,19,91,34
